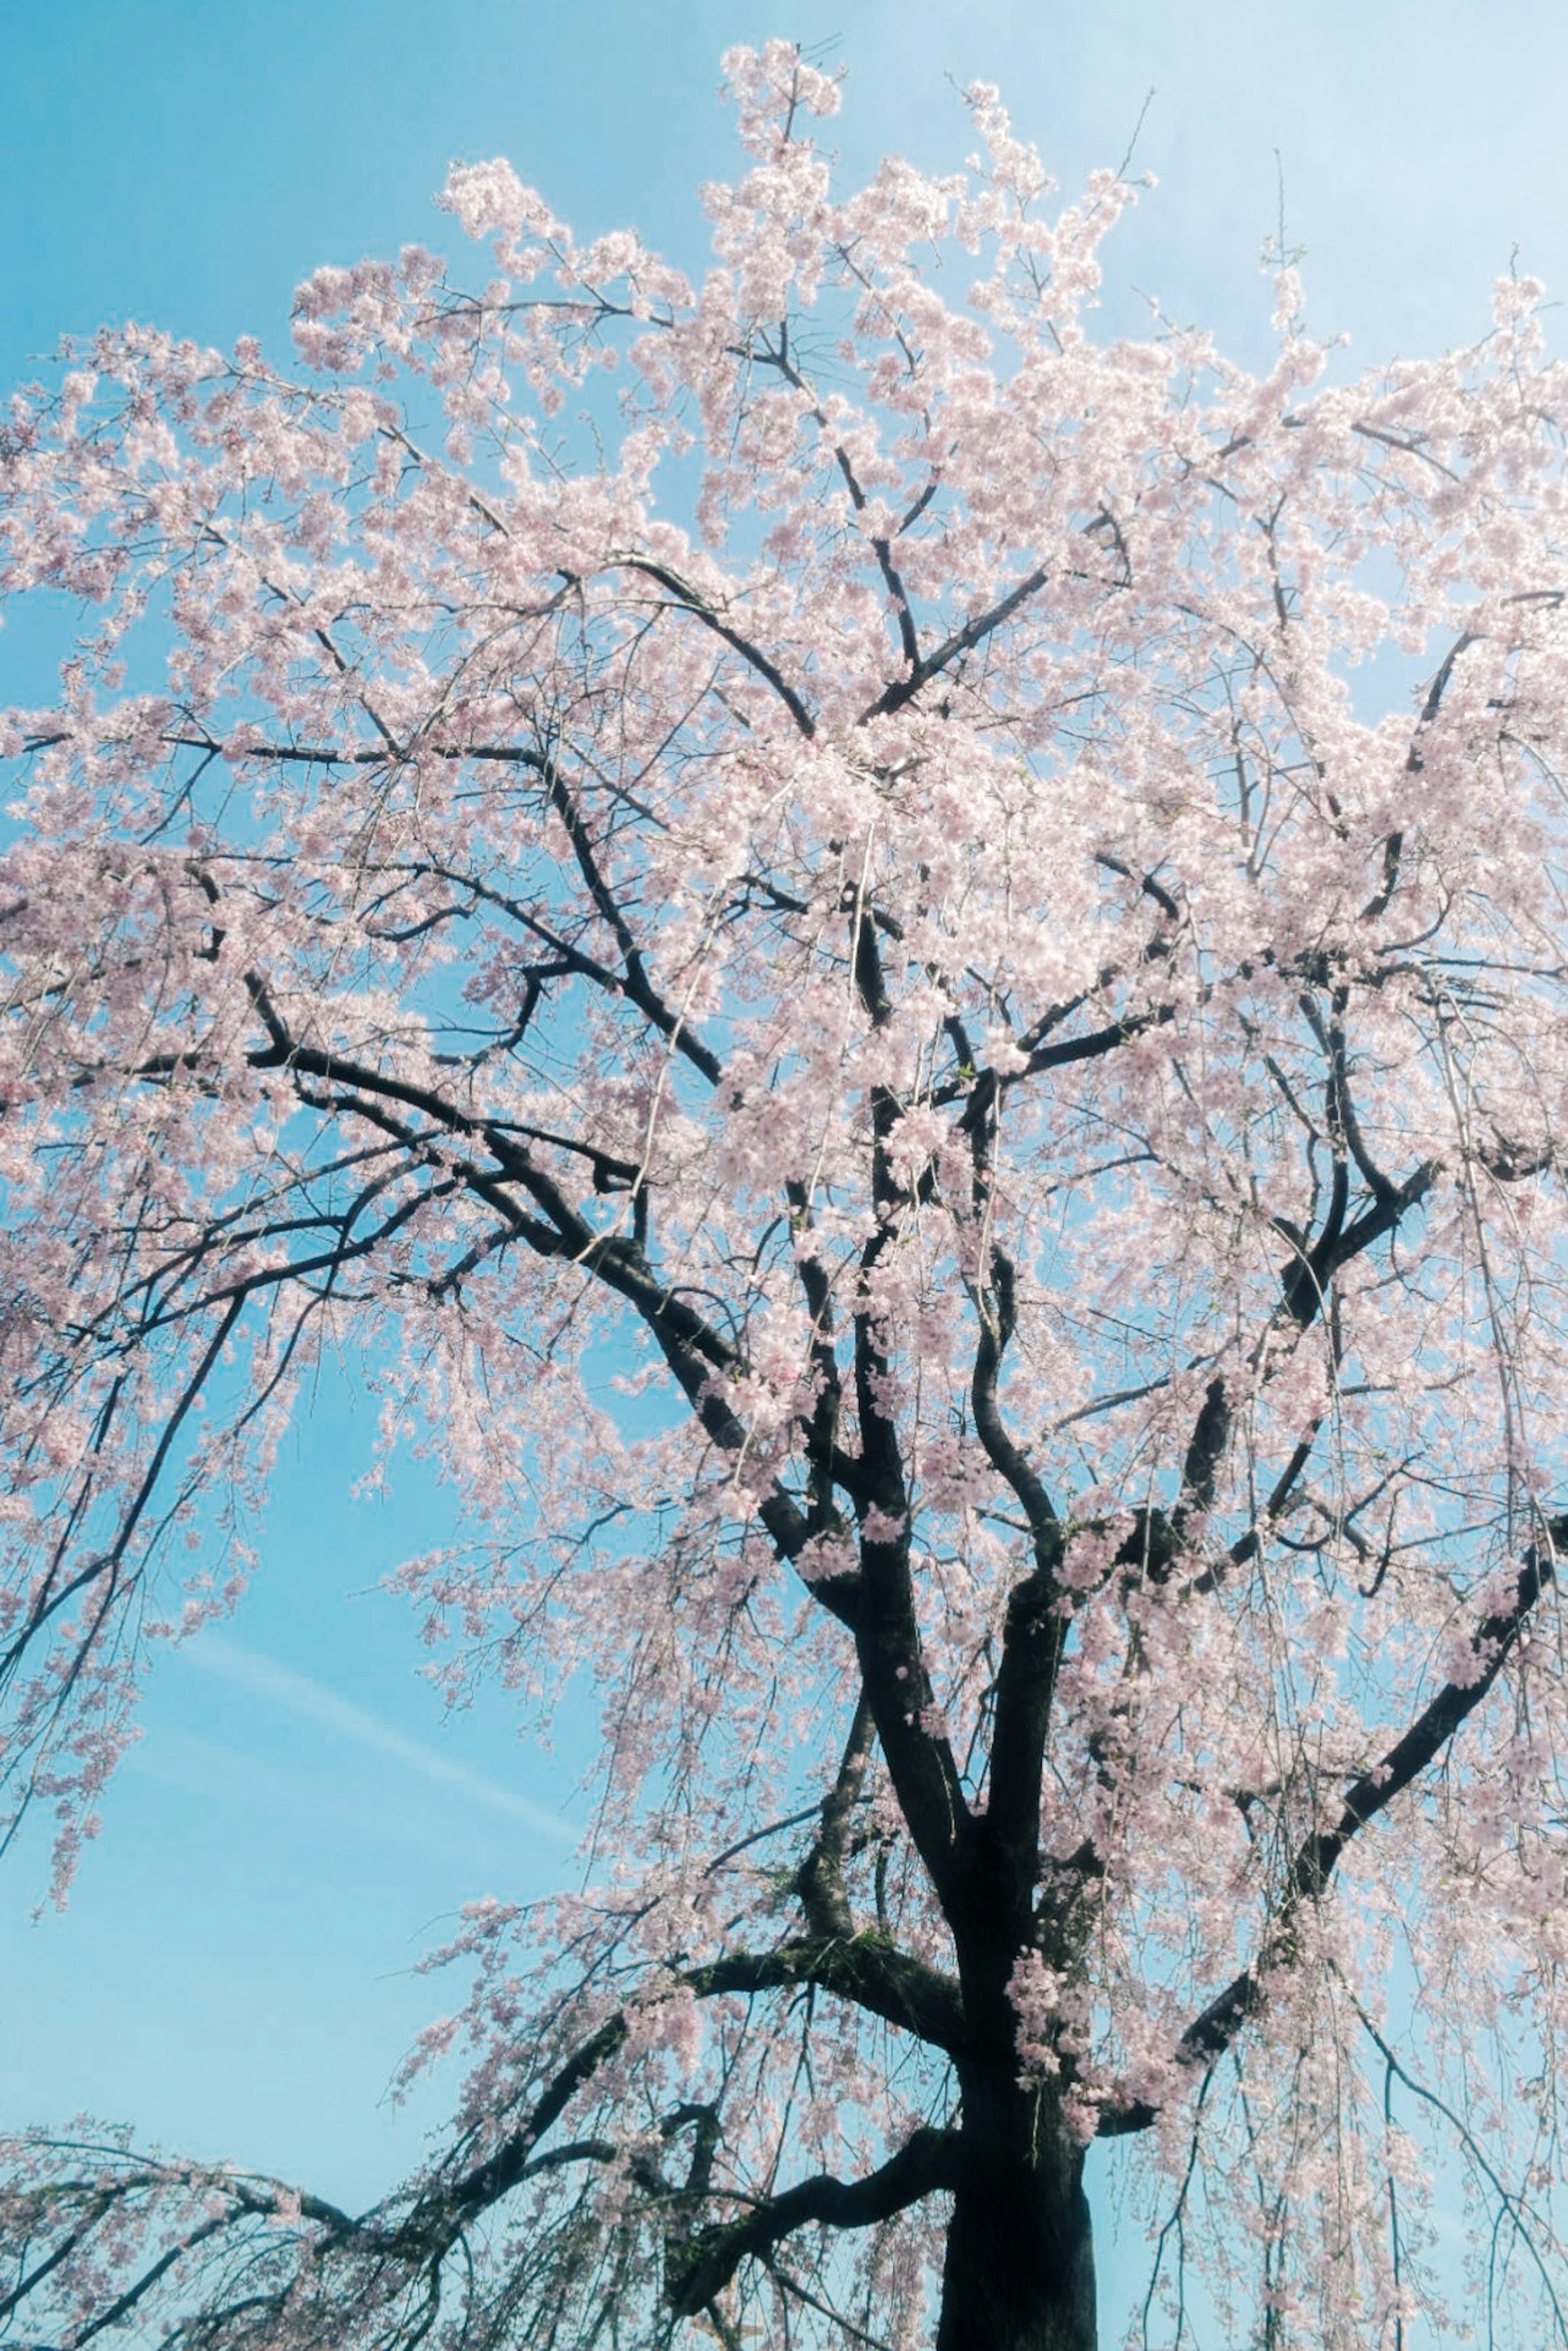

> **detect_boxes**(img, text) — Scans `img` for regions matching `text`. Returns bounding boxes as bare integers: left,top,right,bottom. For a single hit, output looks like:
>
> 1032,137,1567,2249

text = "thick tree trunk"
933,2070,1097,2351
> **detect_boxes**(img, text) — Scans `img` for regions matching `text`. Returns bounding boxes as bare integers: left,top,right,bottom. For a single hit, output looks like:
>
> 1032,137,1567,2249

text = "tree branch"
860,564,1051,721
840,897,974,1906
612,557,817,740
1101,1520,1564,2134
795,1690,877,1939
666,2125,962,2318
971,1241,1067,1896
422,1937,966,2243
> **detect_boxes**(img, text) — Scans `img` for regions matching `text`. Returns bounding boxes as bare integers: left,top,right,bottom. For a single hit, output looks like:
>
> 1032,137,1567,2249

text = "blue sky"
3,0,1566,2320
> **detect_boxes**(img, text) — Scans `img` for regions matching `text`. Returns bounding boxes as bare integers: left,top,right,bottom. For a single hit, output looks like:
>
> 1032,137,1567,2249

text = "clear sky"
3,0,1565,2322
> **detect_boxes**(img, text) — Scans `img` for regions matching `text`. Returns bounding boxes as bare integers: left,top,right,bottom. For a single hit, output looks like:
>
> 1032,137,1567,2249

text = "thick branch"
795,1690,877,1939
845,909,973,1906
1281,1157,1437,1328
429,1937,967,2239
666,2125,962,2318
852,1507,972,1911
785,1176,851,1535
972,1246,1066,1892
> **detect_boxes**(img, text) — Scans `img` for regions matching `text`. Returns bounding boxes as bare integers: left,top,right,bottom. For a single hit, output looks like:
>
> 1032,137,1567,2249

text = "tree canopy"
5,39,1568,2351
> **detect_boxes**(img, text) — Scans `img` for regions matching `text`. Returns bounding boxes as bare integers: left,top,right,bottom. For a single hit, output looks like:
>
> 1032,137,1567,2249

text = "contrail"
185,1633,576,1844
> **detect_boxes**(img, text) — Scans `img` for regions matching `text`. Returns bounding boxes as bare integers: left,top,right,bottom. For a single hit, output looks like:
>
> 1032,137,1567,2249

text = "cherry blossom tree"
7,38,1568,2351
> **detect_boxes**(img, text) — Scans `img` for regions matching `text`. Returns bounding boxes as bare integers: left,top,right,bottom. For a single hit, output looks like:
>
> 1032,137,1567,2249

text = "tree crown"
4,38,1568,2349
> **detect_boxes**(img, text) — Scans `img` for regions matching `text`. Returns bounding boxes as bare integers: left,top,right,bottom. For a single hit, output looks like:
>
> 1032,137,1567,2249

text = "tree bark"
935,2068,1097,2351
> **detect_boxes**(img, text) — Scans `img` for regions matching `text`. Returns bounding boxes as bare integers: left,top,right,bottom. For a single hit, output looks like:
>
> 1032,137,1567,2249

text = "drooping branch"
1343,1980,1568,2346
1101,1521,1565,2135
0,2155,356,2351
49,925,872,1697
178,739,726,1084
422,1935,966,2243
0,1291,243,1713
612,556,819,740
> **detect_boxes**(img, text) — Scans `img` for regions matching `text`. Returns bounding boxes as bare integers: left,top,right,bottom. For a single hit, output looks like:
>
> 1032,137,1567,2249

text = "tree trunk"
934,2069,1097,2351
